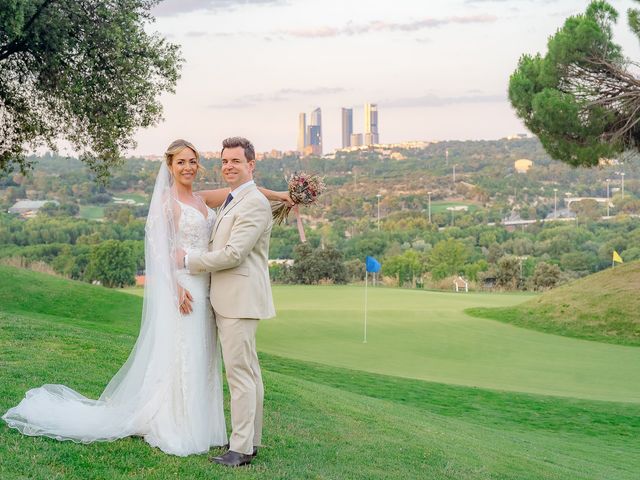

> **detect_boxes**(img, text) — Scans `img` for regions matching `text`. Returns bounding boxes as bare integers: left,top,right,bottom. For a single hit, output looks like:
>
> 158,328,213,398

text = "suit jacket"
187,184,276,320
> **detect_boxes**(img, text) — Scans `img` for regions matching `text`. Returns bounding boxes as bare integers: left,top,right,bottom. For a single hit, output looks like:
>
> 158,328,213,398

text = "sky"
132,0,640,155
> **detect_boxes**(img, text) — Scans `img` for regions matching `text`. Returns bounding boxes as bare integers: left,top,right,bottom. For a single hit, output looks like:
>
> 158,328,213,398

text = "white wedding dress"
2,165,227,456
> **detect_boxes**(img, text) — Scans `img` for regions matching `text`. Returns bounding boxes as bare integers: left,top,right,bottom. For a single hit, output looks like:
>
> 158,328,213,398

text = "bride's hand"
176,248,186,269
178,285,193,315
276,192,295,206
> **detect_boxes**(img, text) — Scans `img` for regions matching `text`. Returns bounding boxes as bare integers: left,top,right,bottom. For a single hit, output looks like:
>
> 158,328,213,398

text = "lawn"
115,193,148,204
77,193,148,221
78,205,105,220
2,266,639,479
467,260,640,346
260,285,640,403
430,201,478,214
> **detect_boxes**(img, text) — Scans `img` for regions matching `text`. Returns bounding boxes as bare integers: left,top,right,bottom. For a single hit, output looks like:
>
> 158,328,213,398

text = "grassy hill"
467,261,640,346
1,265,639,479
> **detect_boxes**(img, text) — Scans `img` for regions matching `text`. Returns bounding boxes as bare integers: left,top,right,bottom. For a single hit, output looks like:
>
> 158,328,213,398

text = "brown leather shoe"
210,450,253,467
216,444,258,457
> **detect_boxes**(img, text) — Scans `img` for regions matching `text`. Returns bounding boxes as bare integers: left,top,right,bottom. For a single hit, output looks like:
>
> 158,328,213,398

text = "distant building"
350,133,363,147
297,112,307,153
8,199,59,218
364,103,379,145
544,208,576,220
598,157,620,166
514,159,533,173
506,133,529,140
341,108,353,148
306,107,323,156
200,151,221,160
141,154,164,161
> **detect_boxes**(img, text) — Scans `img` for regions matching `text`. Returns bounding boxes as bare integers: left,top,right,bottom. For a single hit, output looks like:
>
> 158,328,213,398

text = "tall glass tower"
307,107,322,156
341,107,353,148
297,112,307,153
364,103,379,145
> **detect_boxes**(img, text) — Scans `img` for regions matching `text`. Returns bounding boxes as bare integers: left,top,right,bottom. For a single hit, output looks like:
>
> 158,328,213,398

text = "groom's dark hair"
222,137,255,161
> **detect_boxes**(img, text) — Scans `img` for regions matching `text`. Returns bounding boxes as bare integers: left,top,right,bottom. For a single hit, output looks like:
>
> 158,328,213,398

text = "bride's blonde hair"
164,139,200,169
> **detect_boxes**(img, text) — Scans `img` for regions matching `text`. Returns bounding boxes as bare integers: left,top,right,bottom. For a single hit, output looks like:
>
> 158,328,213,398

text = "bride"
2,139,290,456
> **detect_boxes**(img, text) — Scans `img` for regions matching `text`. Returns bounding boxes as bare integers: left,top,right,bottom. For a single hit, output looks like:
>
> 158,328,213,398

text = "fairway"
78,205,105,220
429,201,478,214
260,286,640,403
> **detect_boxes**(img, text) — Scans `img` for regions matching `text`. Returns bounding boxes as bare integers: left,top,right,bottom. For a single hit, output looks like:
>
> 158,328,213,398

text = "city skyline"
127,0,640,155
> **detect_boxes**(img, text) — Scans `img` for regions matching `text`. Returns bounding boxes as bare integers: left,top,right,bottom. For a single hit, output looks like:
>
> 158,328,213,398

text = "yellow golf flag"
613,250,623,264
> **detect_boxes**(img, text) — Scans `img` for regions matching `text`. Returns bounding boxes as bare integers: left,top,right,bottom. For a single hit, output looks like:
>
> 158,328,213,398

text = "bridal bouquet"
272,172,326,225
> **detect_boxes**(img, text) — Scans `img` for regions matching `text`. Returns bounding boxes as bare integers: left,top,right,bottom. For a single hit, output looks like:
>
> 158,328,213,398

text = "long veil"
2,163,184,443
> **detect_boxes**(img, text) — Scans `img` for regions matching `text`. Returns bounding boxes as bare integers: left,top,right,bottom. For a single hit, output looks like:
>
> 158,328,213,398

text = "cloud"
152,0,285,17
277,15,497,38
185,31,209,38
382,93,506,108
209,86,346,109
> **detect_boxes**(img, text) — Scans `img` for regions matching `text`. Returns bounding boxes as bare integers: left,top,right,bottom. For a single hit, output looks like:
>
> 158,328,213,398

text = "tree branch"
0,0,58,61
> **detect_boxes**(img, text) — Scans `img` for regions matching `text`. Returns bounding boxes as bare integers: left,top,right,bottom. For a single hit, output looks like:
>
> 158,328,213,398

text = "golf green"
259,286,640,403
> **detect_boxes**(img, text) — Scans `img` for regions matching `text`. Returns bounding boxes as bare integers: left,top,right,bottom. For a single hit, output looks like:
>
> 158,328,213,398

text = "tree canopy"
0,0,181,178
509,1,640,167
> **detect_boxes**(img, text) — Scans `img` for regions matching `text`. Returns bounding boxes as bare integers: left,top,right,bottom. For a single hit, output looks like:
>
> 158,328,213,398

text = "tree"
0,1,182,177
531,262,562,290
381,249,426,287
570,199,601,221
509,1,640,167
495,255,522,290
428,238,470,280
288,244,347,285
87,239,136,287
344,259,365,282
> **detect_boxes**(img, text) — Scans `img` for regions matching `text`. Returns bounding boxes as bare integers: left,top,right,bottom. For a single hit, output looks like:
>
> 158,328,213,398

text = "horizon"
119,0,640,157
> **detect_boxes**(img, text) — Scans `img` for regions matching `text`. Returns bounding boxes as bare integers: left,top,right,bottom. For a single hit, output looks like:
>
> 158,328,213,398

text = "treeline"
0,211,145,287
2,205,639,289
267,213,640,289
1,137,639,289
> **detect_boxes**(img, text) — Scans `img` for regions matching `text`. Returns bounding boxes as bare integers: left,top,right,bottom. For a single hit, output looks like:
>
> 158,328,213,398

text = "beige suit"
187,184,275,455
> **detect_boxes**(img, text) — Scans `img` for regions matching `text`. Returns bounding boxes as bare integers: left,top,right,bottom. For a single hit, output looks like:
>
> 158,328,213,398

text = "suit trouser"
214,312,263,455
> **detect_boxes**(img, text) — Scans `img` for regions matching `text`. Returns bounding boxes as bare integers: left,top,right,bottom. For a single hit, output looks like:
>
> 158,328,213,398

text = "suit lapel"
210,184,257,243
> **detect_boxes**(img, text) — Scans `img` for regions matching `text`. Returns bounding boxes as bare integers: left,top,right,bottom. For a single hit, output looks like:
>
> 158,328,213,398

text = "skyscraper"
306,107,322,156
297,113,307,153
364,103,379,145
341,107,353,148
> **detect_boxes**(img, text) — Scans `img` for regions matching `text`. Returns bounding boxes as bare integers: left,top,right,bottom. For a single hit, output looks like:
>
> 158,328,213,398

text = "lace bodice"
177,200,216,256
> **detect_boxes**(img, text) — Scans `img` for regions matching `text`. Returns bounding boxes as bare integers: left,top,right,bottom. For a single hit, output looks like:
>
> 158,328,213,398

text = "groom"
182,136,275,467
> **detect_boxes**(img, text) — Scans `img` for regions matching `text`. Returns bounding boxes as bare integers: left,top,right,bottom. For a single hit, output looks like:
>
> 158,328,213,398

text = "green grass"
430,201,478,214
1,266,639,479
260,285,640,403
77,193,148,220
78,205,105,220
115,193,148,204
466,260,640,347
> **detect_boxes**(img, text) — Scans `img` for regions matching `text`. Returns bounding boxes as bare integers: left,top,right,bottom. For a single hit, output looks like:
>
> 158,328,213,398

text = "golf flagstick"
364,271,368,343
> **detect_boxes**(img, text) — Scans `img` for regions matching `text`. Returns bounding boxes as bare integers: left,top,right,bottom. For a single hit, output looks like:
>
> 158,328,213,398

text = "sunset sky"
134,0,640,155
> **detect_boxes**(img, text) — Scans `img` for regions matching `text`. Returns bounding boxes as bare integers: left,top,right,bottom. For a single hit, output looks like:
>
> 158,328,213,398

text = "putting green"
260,286,640,403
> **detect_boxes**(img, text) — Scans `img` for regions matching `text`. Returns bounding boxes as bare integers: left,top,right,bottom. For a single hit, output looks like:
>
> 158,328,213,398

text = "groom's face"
221,146,255,189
